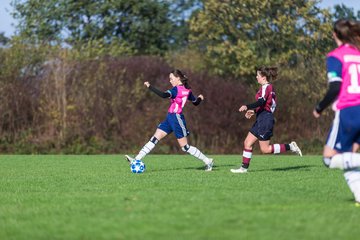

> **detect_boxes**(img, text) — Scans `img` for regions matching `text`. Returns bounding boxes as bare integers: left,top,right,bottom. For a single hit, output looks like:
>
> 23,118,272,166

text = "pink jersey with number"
327,44,360,110
167,85,191,114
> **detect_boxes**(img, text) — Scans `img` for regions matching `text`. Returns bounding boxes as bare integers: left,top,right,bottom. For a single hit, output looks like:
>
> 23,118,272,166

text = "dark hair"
171,69,191,89
256,66,278,82
334,19,360,50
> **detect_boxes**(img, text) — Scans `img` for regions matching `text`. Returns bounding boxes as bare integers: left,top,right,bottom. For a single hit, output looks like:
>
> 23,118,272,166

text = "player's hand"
198,94,204,100
144,82,150,88
245,110,255,119
313,109,320,118
239,105,247,112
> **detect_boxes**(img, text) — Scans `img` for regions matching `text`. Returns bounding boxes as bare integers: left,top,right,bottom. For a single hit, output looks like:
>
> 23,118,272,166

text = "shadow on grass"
150,165,221,172
147,164,317,173
345,197,357,203
242,165,317,173
270,165,315,171
183,163,239,171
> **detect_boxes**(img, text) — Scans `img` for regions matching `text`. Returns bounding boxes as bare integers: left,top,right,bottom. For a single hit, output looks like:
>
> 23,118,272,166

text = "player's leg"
125,116,172,163
254,111,302,156
125,129,167,162
135,129,167,160
326,148,360,205
259,141,302,156
353,134,360,153
325,108,360,170
178,137,213,171
353,143,360,152
322,107,360,205
258,140,272,153
230,132,257,173
172,113,213,171
329,152,360,169
344,169,360,205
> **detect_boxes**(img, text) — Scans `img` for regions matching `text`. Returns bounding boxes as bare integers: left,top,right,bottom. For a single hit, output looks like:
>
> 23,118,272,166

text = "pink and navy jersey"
166,85,196,114
327,44,360,110
255,84,277,113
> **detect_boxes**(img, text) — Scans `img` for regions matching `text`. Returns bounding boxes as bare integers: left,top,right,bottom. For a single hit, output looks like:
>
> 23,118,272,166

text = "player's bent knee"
181,144,190,152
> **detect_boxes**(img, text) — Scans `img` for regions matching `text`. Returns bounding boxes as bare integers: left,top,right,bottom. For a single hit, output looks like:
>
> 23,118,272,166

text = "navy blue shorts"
326,105,360,152
249,111,274,141
158,113,190,139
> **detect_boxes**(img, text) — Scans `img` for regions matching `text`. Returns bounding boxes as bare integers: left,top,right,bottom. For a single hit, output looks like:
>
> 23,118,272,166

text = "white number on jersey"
181,96,187,108
348,63,360,94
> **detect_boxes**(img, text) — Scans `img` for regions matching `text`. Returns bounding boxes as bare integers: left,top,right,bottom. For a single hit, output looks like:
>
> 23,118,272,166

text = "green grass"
0,154,359,240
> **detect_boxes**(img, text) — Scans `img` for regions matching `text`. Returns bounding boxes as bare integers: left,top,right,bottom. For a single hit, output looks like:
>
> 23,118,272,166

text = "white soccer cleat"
205,158,214,172
125,155,135,164
290,141,302,157
230,167,248,173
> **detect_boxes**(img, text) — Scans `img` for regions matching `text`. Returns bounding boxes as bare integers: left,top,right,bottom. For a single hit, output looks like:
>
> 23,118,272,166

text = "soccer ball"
130,160,146,174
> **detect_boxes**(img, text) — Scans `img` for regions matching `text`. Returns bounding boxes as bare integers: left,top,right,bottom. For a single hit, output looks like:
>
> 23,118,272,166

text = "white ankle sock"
344,169,360,202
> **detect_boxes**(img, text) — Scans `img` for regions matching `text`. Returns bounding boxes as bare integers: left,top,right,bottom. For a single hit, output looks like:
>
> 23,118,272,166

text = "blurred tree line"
0,0,359,154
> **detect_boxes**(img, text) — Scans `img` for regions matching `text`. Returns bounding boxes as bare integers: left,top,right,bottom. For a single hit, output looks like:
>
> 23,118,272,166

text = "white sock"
183,145,211,164
330,153,360,170
273,144,281,154
135,137,158,160
344,169,360,202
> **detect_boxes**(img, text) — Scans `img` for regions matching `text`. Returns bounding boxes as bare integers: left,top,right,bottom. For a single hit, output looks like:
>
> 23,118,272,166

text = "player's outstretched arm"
244,97,266,110
144,82,171,98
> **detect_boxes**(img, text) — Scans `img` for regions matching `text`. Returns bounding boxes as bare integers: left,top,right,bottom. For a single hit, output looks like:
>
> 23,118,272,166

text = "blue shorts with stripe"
249,111,274,141
158,113,190,139
326,105,360,152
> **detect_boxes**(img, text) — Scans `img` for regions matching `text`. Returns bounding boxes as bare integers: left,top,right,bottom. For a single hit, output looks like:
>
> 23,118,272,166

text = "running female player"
231,66,302,173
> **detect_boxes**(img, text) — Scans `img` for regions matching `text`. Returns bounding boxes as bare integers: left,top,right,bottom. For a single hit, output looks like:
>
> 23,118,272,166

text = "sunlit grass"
0,154,358,240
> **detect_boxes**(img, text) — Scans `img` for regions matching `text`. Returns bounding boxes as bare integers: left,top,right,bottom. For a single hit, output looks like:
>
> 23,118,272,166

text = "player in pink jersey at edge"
125,69,214,171
313,19,360,206
231,66,302,174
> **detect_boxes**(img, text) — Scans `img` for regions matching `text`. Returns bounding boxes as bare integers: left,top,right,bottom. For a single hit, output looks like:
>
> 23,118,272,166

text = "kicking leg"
125,129,167,163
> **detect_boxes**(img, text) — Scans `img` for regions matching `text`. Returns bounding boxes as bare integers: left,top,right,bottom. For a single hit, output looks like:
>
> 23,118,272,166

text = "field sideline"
0,154,359,239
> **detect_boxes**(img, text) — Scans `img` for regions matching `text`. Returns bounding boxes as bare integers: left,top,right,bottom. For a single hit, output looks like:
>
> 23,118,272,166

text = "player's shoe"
230,167,248,173
205,158,214,172
125,155,134,164
290,141,302,157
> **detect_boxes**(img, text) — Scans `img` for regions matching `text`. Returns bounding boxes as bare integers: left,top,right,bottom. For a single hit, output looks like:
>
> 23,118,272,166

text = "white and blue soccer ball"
130,160,146,173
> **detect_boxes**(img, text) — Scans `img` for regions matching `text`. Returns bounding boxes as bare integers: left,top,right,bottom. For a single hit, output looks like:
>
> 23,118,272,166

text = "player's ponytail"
171,69,191,89
334,19,360,50
256,66,278,82
268,67,278,81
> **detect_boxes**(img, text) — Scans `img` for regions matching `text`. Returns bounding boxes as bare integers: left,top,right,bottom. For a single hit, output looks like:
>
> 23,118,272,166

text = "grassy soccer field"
0,154,359,240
